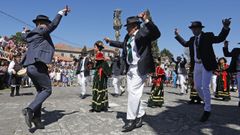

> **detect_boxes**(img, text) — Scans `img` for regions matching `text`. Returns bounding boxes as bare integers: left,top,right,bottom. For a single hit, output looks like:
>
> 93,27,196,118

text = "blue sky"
1,0,240,59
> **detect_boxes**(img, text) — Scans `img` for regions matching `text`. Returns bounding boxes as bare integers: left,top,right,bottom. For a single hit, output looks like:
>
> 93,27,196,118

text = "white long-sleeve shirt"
8,61,15,74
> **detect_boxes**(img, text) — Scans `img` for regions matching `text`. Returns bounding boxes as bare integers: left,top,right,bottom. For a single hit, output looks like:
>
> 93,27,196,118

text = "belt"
195,60,202,64
129,64,138,68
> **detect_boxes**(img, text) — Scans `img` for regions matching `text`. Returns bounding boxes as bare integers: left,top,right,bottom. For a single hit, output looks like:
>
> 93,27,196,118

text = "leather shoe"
32,118,45,129
122,120,136,132
112,93,119,97
188,100,194,104
80,94,86,99
120,90,125,96
22,108,33,128
135,113,146,128
199,111,211,122
89,109,95,113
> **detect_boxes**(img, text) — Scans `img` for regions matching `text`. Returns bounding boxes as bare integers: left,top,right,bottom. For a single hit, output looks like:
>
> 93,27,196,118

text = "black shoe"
22,108,33,128
32,118,45,129
112,94,119,97
15,86,20,96
10,88,14,97
80,94,86,99
188,100,195,104
199,111,211,122
101,108,108,112
89,109,95,113
135,113,146,128
120,90,125,96
122,120,136,132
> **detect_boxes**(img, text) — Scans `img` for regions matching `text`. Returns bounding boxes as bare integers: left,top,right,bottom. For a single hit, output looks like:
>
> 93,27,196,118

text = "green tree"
160,48,173,59
11,32,26,45
146,9,160,60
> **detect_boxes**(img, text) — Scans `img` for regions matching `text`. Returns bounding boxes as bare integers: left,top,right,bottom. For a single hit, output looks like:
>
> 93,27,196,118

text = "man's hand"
224,40,229,48
174,28,179,36
23,27,30,33
104,37,111,44
59,6,71,16
138,11,148,21
222,18,231,28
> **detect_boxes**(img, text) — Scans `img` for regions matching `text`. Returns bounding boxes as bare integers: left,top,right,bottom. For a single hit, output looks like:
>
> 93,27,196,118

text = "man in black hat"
172,55,187,95
104,11,160,132
223,41,240,107
111,54,125,97
21,7,70,129
76,52,90,99
174,19,231,122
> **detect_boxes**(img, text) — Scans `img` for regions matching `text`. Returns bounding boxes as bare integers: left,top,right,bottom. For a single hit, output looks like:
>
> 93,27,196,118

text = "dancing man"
104,11,160,132
21,7,70,129
111,54,125,97
223,40,240,107
76,52,90,99
172,55,188,95
175,19,231,122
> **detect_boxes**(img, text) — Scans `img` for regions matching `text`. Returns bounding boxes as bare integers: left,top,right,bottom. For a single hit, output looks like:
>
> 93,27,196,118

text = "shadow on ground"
117,99,240,135
29,108,79,133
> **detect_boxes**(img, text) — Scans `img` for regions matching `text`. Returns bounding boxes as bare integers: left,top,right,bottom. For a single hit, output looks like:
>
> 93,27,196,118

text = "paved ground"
0,85,239,135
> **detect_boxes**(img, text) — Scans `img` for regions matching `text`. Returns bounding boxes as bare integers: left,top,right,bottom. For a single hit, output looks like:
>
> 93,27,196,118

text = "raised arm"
174,28,193,47
171,57,177,64
38,7,70,35
38,14,63,35
21,27,30,41
104,37,124,49
212,18,231,43
138,12,161,41
211,28,230,43
223,41,232,57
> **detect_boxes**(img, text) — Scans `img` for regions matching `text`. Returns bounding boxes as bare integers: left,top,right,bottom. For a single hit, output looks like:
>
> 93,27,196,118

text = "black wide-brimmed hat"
189,21,205,29
124,16,142,27
177,56,182,61
32,15,51,24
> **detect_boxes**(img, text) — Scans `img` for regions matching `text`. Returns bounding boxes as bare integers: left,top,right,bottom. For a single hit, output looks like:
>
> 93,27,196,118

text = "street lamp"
113,9,122,42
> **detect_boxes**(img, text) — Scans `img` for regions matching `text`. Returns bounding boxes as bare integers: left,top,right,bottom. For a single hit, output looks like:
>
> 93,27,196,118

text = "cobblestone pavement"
0,86,239,135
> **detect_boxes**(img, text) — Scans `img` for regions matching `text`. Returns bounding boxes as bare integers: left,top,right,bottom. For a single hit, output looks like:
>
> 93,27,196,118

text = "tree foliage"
160,48,173,59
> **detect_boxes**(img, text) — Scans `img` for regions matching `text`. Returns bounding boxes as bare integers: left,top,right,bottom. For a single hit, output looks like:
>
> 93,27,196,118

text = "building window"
61,53,64,57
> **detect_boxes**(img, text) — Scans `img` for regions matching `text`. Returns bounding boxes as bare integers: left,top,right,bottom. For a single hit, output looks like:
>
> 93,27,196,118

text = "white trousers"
77,73,86,95
127,65,147,120
178,74,187,93
194,63,212,112
210,75,217,93
112,75,124,94
236,72,240,101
